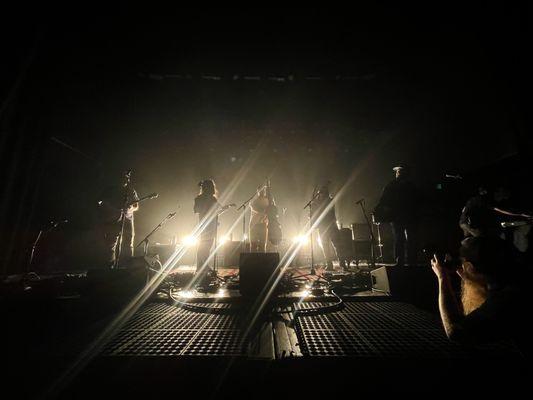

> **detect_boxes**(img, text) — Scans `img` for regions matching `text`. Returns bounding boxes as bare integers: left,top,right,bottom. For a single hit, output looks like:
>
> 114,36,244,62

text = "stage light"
178,290,195,298
301,289,311,298
292,235,309,245
220,235,230,244
183,235,198,247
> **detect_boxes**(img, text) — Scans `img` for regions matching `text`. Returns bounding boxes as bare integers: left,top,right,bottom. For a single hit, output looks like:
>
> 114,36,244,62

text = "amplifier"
239,252,280,298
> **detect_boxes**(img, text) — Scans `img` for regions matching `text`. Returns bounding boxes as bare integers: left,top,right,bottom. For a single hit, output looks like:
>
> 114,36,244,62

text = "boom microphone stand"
136,211,177,256
237,184,267,253
373,215,384,262
27,219,68,273
303,188,321,275
115,170,133,270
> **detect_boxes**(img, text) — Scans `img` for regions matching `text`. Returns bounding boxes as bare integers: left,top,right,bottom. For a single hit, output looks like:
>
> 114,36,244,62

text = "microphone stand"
373,215,384,262
237,184,267,253
356,199,376,268
136,212,177,256
303,189,321,275
27,220,67,274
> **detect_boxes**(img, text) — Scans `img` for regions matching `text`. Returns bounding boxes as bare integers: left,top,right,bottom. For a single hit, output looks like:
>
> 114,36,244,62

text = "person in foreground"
431,236,528,355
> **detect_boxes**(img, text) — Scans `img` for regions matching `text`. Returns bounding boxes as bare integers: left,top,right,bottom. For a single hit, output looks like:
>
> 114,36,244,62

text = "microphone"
50,219,68,224
355,198,365,205
445,174,462,180
49,220,68,228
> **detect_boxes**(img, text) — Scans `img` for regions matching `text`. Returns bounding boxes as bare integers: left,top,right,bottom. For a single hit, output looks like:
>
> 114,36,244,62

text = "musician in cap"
431,236,528,354
374,165,420,266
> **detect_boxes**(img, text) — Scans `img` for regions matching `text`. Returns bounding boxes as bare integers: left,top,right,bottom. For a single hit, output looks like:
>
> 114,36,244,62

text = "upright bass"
266,179,282,246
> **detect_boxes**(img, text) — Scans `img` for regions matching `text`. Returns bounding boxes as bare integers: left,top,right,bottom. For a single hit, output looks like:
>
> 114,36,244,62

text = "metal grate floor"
295,301,520,358
102,300,521,359
102,303,246,357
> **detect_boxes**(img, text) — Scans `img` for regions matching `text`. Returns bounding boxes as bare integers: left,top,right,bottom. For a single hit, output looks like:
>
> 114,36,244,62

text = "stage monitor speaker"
351,223,372,241
371,266,438,312
85,257,150,299
239,252,280,298
334,228,355,258
220,241,242,267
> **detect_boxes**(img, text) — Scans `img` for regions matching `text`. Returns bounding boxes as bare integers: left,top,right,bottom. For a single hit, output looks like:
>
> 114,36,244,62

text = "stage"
2,265,526,397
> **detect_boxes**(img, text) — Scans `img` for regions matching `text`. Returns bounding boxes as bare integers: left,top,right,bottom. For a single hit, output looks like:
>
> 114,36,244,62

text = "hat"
392,165,407,172
459,236,508,282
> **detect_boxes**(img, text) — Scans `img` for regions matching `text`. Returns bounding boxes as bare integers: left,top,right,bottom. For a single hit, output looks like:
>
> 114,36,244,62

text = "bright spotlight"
220,235,230,244
178,290,195,298
183,235,198,247
292,235,309,245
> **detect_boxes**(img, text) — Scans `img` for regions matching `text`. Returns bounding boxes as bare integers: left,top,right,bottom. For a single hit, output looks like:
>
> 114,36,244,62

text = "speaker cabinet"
220,240,243,267
371,266,438,312
239,252,280,298
84,257,149,298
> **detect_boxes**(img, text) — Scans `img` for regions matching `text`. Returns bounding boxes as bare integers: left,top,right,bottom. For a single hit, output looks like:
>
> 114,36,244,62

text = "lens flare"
183,235,198,247
292,235,309,245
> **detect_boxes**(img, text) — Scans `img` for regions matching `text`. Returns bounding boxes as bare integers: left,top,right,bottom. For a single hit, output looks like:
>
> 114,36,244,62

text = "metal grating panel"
137,302,178,314
203,315,241,330
116,330,196,356
182,330,243,356
343,302,383,313
298,313,352,331
358,329,444,358
122,311,176,330
295,301,462,358
157,312,211,330
385,312,442,330
294,302,335,310
103,300,521,359
103,302,247,357
299,329,375,357
341,312,404,330
366,301,421,313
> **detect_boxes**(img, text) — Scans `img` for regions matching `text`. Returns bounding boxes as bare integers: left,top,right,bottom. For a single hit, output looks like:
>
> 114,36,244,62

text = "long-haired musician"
194,179,220,276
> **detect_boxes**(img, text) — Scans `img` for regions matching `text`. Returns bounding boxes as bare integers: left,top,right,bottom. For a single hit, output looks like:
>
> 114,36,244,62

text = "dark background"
1,4,531,274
